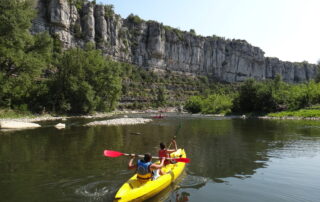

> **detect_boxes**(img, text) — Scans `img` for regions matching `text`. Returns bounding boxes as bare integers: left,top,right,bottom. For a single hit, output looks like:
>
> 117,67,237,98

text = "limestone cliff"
31,0,318,83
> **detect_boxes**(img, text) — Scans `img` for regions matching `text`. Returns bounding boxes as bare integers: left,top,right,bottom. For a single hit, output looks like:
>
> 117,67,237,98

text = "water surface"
1,114,320,201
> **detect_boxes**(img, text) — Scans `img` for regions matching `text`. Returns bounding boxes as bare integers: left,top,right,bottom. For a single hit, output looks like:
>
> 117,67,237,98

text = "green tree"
0,0,53,110
202,94,233,114
156,86,167,107
184,96,203,113
50,46,122,114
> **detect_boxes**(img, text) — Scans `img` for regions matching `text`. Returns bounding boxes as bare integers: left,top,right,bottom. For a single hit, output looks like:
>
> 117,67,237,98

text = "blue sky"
98,0,320,64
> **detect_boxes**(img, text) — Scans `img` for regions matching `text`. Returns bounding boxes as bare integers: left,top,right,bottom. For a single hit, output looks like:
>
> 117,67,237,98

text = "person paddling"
128,153,165,182
159,139,178,166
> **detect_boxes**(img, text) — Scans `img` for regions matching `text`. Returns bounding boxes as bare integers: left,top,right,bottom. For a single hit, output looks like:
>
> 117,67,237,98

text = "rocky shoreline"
85,118,153,126
1,109,319,130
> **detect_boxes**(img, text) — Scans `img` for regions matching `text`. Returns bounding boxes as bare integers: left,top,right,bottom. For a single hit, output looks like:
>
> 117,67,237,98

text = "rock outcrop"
31,0,318,83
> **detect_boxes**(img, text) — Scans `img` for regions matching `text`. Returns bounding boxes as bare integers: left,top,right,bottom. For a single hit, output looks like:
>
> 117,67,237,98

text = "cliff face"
32,0,318,83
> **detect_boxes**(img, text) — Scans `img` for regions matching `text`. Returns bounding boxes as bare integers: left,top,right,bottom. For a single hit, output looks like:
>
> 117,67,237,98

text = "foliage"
201,94,233,114
184,94,233,114
190,29,196,35
184,96,203,113
156,86,167,107
104,4,114,18
127,14,144,25
268,108,320,118
0,0,53,110
68,0,87,11
232,77,320,114
50,46,122,114
0,108,34,119
232,79,275,113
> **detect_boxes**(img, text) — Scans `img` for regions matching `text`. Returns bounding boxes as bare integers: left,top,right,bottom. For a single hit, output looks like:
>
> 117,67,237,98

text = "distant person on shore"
128,153,165,182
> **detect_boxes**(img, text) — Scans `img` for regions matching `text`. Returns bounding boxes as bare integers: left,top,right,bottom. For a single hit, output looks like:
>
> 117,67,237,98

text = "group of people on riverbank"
128,138,178,181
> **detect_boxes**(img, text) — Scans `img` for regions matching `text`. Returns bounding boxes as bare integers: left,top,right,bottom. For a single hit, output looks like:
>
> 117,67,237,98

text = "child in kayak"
128,153,165,182
159,139,178,166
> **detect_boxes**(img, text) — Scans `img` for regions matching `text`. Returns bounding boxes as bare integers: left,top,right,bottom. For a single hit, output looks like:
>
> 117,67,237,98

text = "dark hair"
144,153,152,162
160,142,166,150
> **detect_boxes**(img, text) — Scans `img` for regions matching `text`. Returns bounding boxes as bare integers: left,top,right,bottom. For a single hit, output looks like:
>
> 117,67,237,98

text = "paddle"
104,150,190,163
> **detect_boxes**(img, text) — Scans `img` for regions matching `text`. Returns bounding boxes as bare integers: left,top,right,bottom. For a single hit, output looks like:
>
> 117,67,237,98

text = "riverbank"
0,107,180,122
2,107,320,124
262,108,320,120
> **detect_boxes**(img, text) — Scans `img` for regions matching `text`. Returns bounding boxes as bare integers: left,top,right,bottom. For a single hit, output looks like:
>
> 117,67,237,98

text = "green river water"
1,113,320,202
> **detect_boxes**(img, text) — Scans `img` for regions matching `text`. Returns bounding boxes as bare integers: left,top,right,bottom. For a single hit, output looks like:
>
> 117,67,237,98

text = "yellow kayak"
114,148,187,202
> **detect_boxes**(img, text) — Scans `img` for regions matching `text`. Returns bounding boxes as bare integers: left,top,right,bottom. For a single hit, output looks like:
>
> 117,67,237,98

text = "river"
1,114,320,202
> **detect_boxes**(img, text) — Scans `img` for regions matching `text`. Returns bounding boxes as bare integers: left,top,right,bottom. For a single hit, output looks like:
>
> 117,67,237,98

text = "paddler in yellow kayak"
128,153,165,182
159,139,178,166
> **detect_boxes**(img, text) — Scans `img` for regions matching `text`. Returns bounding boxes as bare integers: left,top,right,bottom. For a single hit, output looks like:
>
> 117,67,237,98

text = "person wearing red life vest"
158,139,178,166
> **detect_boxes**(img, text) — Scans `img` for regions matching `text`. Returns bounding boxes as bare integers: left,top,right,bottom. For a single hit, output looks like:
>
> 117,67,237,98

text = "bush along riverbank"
266,105,320,119
184,77,320,118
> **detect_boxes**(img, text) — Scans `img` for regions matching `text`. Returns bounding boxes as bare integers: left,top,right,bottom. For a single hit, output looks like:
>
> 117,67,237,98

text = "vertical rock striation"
31,0,318,83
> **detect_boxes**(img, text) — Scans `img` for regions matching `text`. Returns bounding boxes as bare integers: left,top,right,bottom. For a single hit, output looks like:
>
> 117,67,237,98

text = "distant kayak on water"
151,114,164,119
114,149,187,201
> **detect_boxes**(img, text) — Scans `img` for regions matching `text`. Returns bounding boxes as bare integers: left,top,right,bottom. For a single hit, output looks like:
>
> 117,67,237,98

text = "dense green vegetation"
268,106,320,118
0,0,121,115
184,76,320,116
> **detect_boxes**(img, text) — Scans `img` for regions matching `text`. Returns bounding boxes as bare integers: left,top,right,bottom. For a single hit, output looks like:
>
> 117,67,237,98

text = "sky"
98,0,320,64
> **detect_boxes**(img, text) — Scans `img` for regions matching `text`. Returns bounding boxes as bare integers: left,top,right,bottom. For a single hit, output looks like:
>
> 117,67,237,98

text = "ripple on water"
75,180,119,201
179,174,208,189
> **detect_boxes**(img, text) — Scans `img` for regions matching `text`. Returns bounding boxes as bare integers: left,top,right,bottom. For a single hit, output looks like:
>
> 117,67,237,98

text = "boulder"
54,123,66,129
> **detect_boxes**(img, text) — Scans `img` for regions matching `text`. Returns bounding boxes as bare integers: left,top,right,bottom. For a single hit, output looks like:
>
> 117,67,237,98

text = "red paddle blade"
174,158,190,163
104,150,124,157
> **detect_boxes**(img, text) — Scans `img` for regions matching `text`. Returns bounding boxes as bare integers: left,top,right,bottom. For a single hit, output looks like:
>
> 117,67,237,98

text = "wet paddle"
103,150,190,163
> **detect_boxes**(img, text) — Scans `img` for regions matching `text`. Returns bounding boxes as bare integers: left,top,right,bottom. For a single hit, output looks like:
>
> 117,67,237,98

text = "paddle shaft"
123,153,179,161
168,135,178,150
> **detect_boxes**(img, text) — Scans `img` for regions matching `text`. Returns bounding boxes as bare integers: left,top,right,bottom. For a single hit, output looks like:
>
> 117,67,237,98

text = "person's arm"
128,154,137,170
167,140,178,153
150,157,165,170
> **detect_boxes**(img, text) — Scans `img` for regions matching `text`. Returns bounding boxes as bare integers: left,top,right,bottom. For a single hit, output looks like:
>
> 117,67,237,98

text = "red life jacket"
159,149,170,165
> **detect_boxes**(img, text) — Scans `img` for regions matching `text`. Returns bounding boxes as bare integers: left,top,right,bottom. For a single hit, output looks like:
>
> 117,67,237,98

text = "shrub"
184,96,203,113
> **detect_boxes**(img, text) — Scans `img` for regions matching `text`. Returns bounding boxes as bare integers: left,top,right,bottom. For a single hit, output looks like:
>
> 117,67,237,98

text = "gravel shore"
0,112,117,123
85,118,153,126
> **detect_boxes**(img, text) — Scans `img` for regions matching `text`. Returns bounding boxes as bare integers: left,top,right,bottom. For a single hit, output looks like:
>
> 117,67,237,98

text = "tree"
50,46,122,114
156,86,167,107
190,29,196,35
184,96,202,113
0,0,53,110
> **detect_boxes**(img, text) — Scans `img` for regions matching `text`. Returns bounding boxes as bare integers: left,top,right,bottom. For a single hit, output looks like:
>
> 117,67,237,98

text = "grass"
268,108,320,118
0,109,36,119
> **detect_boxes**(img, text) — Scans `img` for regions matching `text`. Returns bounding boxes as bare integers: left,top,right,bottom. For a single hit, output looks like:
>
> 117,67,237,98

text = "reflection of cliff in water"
177,118,320,181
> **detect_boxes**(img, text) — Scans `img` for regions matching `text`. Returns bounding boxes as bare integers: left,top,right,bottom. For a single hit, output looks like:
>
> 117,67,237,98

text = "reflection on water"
1,115,320,201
